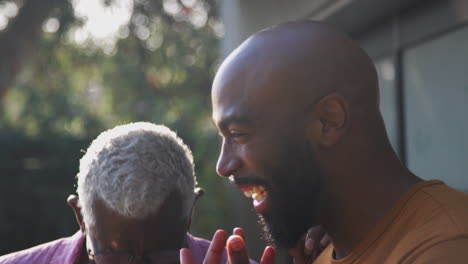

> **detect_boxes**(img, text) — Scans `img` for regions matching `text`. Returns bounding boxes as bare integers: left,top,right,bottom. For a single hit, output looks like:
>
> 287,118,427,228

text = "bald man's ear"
67,195,85,233
308,94,348,148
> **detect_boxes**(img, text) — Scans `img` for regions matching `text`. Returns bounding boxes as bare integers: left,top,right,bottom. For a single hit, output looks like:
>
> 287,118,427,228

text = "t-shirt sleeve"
410,238,468,264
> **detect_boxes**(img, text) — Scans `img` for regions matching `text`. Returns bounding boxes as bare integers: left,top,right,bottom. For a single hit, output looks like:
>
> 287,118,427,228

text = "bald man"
181,21,468,264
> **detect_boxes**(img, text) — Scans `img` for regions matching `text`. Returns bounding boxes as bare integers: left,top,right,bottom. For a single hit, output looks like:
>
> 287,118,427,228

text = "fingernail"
305,239,315,251
180,248,188,261
229,237,244,252
265,246,276,254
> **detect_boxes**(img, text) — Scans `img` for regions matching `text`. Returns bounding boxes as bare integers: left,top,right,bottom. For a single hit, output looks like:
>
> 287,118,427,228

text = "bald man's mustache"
228,175,271,189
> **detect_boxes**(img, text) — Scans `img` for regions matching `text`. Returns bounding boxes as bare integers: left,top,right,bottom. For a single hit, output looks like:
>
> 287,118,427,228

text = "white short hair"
76,122,196,226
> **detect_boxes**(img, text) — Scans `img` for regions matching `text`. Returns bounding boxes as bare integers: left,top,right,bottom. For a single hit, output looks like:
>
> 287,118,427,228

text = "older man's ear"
67,194,85,232
194,187,205,201
187,188,205,230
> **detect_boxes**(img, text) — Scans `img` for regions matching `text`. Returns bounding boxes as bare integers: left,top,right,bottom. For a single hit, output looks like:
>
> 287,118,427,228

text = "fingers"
304,226,325,255
233,227,245,240
288,225,329,264
180,248,194,264
227,235,250,264
203,230,228,264
260,246,276,264
288,246,308,264
198,228,253,264
319,234,331,251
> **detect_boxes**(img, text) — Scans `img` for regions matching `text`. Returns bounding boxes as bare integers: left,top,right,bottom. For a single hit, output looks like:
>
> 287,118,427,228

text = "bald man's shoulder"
313,181,468,264
395,182,468,263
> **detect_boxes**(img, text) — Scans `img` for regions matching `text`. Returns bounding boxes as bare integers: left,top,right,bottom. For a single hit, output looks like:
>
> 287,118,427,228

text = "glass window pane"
403,25,468,191
375,57,399,155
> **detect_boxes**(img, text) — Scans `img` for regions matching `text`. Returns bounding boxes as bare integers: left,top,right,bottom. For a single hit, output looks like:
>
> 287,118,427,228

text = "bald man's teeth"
252,191,265,202
243,189,254,197
242,186,266,201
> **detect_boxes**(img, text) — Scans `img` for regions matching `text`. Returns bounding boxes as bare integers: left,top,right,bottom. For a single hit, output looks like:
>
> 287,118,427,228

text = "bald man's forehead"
212,20,380,131
212,53,314,130
212,25,335,100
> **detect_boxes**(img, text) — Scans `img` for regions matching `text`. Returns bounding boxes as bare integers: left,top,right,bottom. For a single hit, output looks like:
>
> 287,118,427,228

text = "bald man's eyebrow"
215,114,253,131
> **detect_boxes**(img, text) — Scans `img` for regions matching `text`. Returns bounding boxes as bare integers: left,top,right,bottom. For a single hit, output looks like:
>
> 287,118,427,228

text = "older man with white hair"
0,122,227,264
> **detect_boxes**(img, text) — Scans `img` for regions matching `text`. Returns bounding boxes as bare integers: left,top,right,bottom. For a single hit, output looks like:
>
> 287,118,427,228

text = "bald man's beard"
258,143,322,249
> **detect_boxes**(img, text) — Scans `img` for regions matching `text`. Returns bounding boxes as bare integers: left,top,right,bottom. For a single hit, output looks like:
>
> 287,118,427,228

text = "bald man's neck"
318,112,420,259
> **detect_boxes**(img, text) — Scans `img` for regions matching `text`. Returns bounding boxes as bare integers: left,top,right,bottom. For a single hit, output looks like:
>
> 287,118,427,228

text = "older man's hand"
180,228,276,264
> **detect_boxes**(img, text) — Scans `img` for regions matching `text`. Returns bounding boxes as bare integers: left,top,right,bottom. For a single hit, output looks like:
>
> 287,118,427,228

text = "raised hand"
180,227,276,264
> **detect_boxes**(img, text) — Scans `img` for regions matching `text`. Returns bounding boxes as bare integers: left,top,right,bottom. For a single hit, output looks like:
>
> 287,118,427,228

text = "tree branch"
0,0,69,98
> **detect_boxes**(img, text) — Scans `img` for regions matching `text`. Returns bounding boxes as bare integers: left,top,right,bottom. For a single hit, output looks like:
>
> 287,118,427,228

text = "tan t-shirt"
314,180,468,264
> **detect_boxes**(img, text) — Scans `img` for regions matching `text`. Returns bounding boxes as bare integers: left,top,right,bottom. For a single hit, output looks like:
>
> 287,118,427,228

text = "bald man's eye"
229,130,248,142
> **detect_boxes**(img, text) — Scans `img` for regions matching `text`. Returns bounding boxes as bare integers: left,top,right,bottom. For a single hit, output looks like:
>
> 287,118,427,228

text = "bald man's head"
212,21,387,249
213,21,379,122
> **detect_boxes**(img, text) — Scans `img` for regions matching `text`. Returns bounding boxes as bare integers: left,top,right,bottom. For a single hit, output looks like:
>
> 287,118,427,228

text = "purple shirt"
0,231,253,264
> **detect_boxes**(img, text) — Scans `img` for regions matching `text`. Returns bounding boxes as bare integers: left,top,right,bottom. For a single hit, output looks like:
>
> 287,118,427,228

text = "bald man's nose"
216,141,241,177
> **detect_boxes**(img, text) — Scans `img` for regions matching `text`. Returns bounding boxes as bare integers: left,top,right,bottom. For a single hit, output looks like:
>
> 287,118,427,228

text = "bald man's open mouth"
241,185,271,214
229,176,272,214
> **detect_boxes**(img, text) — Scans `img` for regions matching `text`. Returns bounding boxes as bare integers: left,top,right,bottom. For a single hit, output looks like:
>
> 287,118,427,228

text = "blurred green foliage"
0,0,268,258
